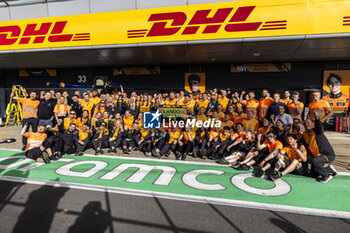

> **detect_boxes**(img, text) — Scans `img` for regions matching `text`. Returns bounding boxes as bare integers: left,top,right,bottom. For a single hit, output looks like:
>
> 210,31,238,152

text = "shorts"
25,147,42,160
252,148,269,163
292,163,306,175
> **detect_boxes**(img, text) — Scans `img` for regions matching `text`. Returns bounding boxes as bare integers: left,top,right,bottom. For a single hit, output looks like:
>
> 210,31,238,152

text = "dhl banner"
231,63,291,72
323,70,350,113
1,0,350,51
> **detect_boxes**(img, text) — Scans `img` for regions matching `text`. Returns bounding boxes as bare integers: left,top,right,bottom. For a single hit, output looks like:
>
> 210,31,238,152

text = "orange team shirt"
185,99,196,113
18,98,40,119
197,99,209,110
218,97,230,111
258,98,274,121
233,131,246,139
263,140,284,153
169,131,181,144
219,133,230,142
258,127,272,135
80,100,94,117
183,131,196,143
234,113,247,124
287,101,304,120
79,130,89,141
140,128,150,140
54,104,70,117
245,99,259,116
76,117,89,129
323,94,349,113
281,145,306,162
123,115,134,129
64,118,78,130
25,132,47,152
222,120,234,129
308,100,332,121
209,130,220,139
140,103,151,112
217,111,225,122
280,98,292,105
163,99,177,107
242,118,259,131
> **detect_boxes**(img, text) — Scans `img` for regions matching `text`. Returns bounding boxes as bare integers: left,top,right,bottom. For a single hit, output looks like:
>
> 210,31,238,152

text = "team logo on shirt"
143,110,162,129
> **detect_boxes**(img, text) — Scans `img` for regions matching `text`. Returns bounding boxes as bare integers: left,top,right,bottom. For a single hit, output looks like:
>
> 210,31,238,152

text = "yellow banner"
0,0,350,51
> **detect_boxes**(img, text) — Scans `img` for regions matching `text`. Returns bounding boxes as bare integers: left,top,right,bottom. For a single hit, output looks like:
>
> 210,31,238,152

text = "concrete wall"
0,0,240,22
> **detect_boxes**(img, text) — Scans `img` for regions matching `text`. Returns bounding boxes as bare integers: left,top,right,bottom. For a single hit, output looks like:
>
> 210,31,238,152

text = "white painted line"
327,137,350,140
0,175,349,219
1,148,350,174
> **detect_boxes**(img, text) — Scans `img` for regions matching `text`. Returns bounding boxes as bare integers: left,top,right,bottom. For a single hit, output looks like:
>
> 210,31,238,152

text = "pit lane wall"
0,0,350,51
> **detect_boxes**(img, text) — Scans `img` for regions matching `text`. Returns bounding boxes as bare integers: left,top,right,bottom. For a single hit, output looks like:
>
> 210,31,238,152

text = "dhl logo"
344,16,350,26
127,6,287,38
0,21,90,46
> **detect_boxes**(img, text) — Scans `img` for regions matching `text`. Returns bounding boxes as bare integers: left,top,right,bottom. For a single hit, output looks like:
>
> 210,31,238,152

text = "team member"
194,127,209,158
308,92,333,122
235,131,283,174
227,130,256,167
38,92,56,128
268,93,286,118
151,129,169,158
299,112,337,183
21,123,52,164
178,127,196,160
11,88,40,150
269,134,307,181
242,110,259,133
258,89,274,122
287,91,304,120
92,122,109,155
242,92,259,117
323,73,349,112
54,96,70,122
274,105,293,132
60,123,79,155
76,123,92,155
108,120,123,153
79,93,94,118
159,127,181,159
280,90,292,105
63,110,78,130
123,110,134,130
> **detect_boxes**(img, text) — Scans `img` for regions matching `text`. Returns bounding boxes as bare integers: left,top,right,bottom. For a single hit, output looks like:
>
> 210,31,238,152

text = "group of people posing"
11,86,336,183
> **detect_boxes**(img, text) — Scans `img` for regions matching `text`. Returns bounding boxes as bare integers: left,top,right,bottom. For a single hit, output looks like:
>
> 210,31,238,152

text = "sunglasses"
70,113,76,115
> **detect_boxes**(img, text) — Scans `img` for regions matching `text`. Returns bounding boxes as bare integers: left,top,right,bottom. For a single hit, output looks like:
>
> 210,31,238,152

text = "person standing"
308,92,333,123
38,92,56,128
11,88,40,151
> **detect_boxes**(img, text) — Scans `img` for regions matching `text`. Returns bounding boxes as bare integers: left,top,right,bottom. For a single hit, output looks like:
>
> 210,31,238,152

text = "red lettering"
0,26,21,45
147,12,187,37
48,21,73,42
225,6,261,32
183,8,233,34
20,22,52,44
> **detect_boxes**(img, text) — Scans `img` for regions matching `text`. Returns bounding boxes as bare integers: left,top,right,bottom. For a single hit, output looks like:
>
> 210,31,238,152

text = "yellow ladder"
5,85,26,126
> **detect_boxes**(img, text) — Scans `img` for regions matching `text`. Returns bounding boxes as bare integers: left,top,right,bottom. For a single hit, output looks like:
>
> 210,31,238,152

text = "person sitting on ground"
21,123,53,164
269,134,307,181
76,123,92,156
92,122,109,155
228,130,256,167
108,120,123,153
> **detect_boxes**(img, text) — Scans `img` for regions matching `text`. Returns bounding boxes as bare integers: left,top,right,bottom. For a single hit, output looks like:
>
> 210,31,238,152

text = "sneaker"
145,152,152,157
57,151,62,158
181,155,187,160
78,151,84,156
21,145,26,151
112,149,117,153
49,155,58,161
107,148,113,153
165,151,170,157
236,164,250,170
270,172,282,181
99,149,104,154
42,153,51,164
230,163,240,169
123,149,129,155
254,168,264,178
217,158,229,165
329,164,337,177
95,151,99,155
317,175,333,183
